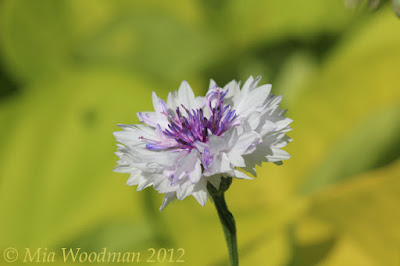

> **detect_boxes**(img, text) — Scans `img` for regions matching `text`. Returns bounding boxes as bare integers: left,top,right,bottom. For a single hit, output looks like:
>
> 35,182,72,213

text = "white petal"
209,134,227,154
209,79,217,89
224,80,239,95
230,131,260,155
266,148,291,162
178,80,195,107
154,175,178,193
188,160,202,183
137,111,158,127
113,163,135,173
206,152,232,175
241,165,257,177
219,153,232,173
137,174,154,191
223,80,241,106
152,91,160,111
236,83,271,118
193,141,208,153
275,117,293,130
233,169,253,179
193,96,205,109
192,190,207,206
250,76,262,91
192,181,208,206
247,112,261,130
126,171,142,185
274,135,293,148
265,95,283,109
113,130,143,146
176,181,194,200
160,192,176,211
227,152,245,167
167,91,178,110
174,149,200,181
241,76,254,95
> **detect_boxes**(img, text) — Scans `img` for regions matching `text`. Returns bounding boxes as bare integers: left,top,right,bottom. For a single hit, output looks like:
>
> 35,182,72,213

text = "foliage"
0,1,399,265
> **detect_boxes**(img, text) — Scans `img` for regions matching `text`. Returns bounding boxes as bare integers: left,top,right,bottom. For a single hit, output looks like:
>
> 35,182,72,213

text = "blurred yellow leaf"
224,8,400,215
300,106,400,194
0,2,399,266
0,96,20,160
0,68,164,251
0,0,214,84
256,10,400,197
213,9,400,265
307,159,400,265
0,0,73,81
224,0,358,47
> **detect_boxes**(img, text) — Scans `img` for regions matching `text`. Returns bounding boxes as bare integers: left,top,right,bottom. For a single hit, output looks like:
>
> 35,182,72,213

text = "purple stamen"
202,148,212,170
146,143,164,150
144,87,238,158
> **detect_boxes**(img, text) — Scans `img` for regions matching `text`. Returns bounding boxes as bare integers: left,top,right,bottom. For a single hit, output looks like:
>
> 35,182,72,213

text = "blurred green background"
0,0,399,265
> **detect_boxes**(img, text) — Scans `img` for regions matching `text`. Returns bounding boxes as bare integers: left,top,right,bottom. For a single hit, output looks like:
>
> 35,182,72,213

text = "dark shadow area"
0,57,19,102
202,33,339,86
286,225,337,266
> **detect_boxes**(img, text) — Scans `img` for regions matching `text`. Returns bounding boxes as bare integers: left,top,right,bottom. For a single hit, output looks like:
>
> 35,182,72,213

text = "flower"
113,76,292,210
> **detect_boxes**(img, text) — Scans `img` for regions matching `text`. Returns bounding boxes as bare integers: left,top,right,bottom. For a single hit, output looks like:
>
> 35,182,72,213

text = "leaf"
224,9,400,216
254,10,400,196
0,0,215,84
287,236,337,266
0,68,166,250
0,0,73,81
306,159,400,265
214,10,400,265
299,106,400,194
0,96,18,148
394,0,400,17
75,12,218,82
222,0,359,48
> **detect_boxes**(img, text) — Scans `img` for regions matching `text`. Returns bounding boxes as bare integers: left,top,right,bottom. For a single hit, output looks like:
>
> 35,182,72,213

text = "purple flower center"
145,88,237,152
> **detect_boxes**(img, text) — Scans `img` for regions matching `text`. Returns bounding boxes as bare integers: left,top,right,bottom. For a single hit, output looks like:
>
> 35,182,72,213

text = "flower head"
113,76,292,210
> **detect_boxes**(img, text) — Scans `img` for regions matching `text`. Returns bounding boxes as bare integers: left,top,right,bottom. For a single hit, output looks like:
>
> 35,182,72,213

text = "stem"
208,177,239,266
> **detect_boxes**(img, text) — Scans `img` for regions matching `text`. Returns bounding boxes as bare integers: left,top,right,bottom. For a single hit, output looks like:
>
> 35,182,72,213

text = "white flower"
113,76,292,210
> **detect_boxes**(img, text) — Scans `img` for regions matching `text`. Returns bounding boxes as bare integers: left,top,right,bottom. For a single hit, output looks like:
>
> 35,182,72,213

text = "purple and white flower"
113,76,292,210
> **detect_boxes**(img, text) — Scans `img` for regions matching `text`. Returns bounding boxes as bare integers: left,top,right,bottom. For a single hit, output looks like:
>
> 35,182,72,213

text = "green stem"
208,177,239,266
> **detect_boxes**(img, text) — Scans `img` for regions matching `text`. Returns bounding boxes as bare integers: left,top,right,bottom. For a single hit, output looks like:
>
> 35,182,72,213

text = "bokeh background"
0,0,399,265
